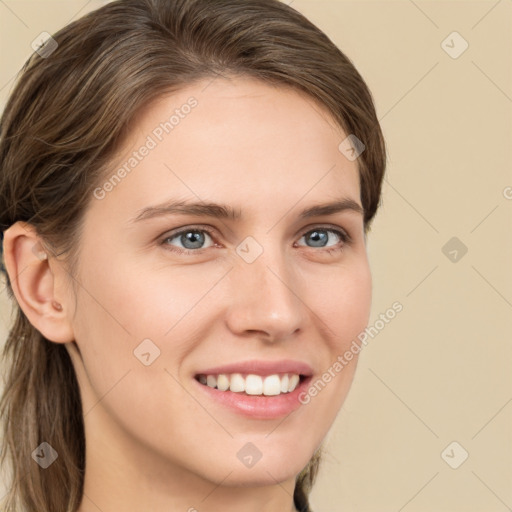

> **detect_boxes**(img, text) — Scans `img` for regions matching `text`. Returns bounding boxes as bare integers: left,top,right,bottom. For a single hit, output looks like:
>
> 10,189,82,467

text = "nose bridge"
225,237,305,339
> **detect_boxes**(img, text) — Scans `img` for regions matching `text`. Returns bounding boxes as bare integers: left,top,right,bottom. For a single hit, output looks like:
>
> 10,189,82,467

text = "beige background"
1,1,511,511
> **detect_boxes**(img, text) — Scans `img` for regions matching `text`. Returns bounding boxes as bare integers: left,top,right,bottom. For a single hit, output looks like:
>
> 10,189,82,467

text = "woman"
0,0,386,510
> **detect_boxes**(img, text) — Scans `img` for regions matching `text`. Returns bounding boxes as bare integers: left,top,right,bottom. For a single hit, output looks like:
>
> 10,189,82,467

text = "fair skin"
3,76,371,512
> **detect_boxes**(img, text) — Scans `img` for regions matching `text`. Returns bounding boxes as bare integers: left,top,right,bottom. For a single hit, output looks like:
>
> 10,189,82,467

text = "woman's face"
64,76,371,488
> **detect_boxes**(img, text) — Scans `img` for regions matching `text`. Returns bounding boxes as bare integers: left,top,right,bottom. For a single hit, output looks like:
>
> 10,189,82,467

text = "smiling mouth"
194,373,307,396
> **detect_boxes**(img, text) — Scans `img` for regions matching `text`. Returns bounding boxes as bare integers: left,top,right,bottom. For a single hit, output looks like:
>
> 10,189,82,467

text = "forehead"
89,76,361,225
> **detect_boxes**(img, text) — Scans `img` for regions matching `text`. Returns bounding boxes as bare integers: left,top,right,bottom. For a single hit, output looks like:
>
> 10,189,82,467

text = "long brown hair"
0,1,386,510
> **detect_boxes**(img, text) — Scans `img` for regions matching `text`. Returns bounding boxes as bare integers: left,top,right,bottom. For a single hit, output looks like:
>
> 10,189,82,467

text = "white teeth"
217,374,230,391
263,375,281,396
230,373,245,392
280,374,289,393
245,374,263,395
288,374,300,392
206,375,217,388
198,372,302,396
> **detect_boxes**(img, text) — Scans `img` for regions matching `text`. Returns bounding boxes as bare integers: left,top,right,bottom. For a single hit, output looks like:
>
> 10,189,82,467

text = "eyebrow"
130,197,364,223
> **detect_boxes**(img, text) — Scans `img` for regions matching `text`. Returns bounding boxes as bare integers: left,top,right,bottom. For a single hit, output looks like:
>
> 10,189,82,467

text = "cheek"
295,257,371,416
308,257,372,351
72,256,227,370
296,269,371,449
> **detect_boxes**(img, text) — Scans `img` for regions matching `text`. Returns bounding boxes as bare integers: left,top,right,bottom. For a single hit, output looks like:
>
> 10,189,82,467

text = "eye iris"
307,230,328,247
181,231,205,249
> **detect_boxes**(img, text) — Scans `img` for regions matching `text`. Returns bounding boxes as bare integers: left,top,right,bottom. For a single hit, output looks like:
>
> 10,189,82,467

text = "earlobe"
2,221,75,344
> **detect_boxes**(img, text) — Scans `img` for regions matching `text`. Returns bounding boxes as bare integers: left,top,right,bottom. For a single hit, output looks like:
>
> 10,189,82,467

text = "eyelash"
159,224,351,256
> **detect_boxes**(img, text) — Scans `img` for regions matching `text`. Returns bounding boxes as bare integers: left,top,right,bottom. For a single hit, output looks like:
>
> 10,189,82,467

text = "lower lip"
193,376,312,419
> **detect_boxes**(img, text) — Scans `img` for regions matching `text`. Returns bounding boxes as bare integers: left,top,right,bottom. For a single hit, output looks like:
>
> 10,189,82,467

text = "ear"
2,221,75,343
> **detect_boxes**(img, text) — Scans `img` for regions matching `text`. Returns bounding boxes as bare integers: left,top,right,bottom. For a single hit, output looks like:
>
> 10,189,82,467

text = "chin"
185,437,316,488
219,463,304,488
233,441,316,486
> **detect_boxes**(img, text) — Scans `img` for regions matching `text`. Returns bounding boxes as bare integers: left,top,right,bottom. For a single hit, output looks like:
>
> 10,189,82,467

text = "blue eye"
162,228,215,252
297,228,348,249
160,225,350,255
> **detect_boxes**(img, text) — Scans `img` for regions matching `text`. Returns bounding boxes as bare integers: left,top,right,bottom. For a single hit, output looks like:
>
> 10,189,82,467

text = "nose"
224,246,306,342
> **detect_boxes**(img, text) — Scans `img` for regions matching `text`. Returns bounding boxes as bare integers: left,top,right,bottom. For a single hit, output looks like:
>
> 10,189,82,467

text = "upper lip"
195,359,314,377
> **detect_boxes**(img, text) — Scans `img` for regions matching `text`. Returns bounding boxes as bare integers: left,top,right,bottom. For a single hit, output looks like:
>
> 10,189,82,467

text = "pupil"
183,231,204,249
309,230,327,247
